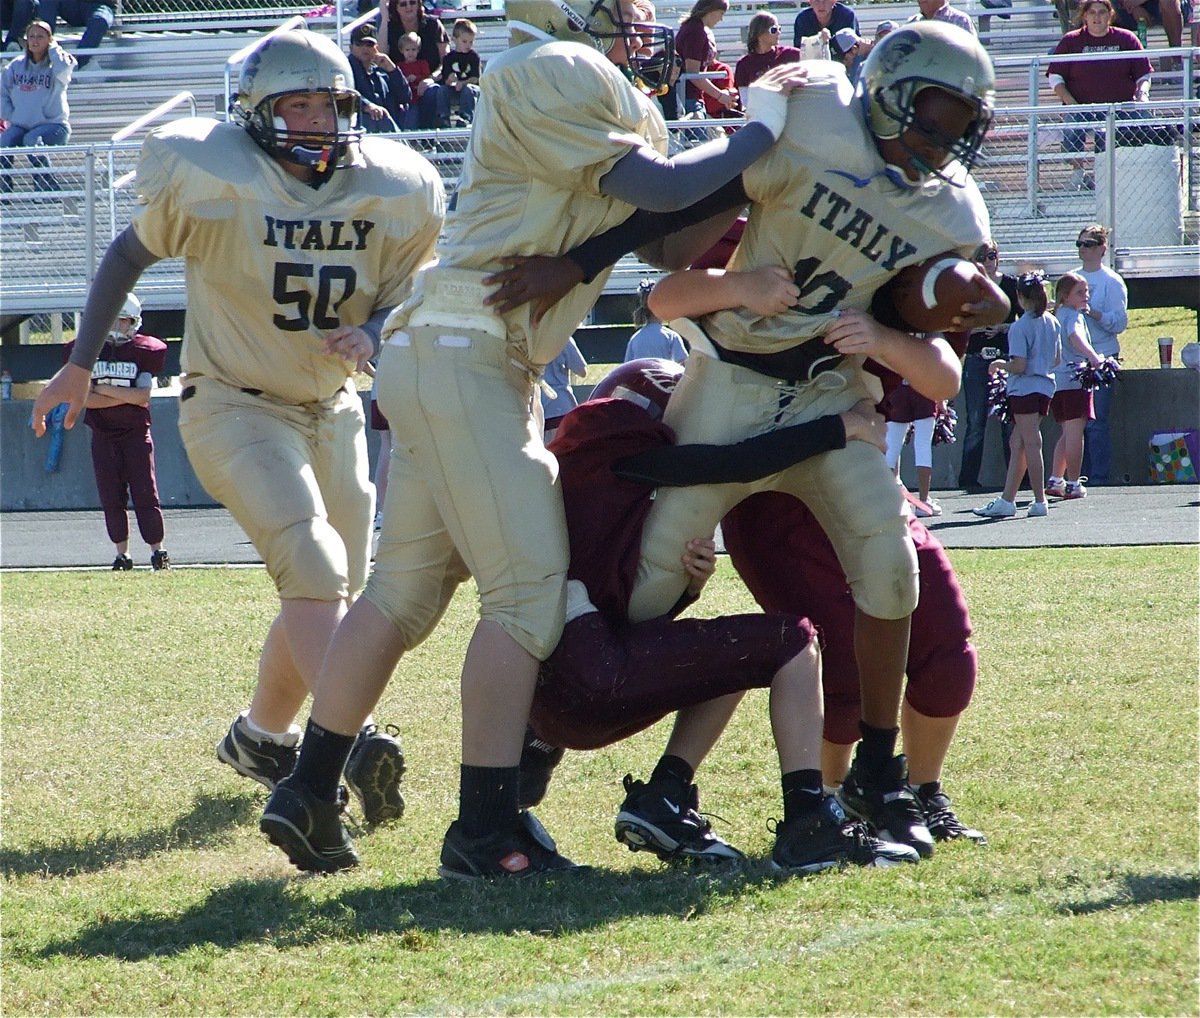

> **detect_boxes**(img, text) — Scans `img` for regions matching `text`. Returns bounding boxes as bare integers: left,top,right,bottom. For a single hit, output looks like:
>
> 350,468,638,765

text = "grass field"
2,548,1198,1016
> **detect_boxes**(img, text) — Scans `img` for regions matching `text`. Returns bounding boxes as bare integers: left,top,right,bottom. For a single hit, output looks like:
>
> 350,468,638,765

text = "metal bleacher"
0,0,1196,325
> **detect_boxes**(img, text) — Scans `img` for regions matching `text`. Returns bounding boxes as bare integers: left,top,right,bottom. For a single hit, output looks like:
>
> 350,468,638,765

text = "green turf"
2,549,1197,1015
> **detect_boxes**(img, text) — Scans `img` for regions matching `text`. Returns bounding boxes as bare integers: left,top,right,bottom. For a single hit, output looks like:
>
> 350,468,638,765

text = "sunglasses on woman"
1076,239,1101,248
767,25,780,32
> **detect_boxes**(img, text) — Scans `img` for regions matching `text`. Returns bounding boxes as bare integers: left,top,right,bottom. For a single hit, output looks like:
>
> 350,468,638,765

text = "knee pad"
269,517,350,602
480,580,567,661
849,525,919,620
905,639,978,719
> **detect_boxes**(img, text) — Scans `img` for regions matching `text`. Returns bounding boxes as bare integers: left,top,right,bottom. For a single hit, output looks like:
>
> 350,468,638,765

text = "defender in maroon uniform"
522,360,919,872
65,294,171,571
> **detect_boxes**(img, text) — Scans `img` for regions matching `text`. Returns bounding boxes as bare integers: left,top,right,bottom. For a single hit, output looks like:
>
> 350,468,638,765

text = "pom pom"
933,400,957,445
1072,355,1121,391
987,369,1010,425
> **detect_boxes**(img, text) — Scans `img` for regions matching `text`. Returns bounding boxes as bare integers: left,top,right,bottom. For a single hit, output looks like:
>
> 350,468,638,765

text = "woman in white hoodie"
1,20,75,194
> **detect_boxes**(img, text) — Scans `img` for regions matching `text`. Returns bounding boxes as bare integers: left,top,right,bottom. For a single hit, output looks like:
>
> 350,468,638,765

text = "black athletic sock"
916,780,942,800
458,764,520,840
781,768,824,824
857,721,900,777
291,720,357,803
650,754,695,794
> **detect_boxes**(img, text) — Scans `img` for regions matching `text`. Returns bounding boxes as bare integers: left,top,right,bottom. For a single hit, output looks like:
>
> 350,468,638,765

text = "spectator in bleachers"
625,280,688,363
383,0,448,128
395,30,443,129
734,10,800,107
1048,0,1152,156
792,0,859,53
348,24,410,133
1,19,73,196
676,0,738,117
436,18,481,126
830,26,869,82
1113,0,1185,49
905,0,978,36
3,0,112,68
874,18,898,39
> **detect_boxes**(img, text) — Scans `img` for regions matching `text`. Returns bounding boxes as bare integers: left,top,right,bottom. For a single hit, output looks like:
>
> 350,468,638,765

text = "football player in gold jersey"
487,22,1009,860
260,0,807,876
31,29,445,824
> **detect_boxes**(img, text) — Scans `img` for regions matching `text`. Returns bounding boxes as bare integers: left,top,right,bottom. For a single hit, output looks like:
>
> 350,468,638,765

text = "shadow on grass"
1058,872,1200,915
38,864,784,959
1,792,260,878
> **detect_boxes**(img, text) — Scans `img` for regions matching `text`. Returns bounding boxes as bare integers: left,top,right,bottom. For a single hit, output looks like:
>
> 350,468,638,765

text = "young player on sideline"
65,292,171,572
31,29,444,824
488,23,1008,857
259,0,808,877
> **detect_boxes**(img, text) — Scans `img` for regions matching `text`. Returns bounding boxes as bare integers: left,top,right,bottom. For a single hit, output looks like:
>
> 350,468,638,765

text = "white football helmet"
505,0,675,94
858,21,995,182
232,29,363,184
109,292,142,343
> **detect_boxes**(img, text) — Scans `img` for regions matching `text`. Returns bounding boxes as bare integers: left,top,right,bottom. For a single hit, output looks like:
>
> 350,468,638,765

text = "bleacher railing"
1,98,1196,316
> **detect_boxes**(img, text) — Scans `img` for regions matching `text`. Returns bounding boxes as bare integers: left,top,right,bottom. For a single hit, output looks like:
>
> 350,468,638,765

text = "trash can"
1095,144,1184,247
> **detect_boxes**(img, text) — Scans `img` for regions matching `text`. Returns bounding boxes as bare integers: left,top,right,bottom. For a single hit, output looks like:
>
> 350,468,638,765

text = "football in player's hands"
885,254,1001,333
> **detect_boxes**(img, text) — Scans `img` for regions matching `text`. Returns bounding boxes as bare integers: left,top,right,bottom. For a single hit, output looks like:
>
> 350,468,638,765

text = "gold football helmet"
233,29,363,183
859,21,995,178
505,0,675,94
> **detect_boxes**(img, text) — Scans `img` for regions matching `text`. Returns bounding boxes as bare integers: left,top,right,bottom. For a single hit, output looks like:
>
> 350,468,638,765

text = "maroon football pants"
530,610,816,750
722,492,976,744
90,427,164,546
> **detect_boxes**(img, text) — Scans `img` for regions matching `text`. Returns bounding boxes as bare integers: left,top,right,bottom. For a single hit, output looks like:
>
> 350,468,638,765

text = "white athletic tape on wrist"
745,86,789,140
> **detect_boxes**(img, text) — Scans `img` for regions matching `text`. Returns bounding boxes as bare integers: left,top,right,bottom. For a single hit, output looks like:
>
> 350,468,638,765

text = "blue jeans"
957,353,1012,488
1082,381,1114,484
6,0,113,64
1,121,69,191
436,82,477,123
402,85,443,130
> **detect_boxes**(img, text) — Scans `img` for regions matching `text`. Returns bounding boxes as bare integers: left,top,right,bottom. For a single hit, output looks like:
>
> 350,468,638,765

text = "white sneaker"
1064,479,1087,500
1045,476,1067,498
1027,500,1048,517
973,497,1016,518
913,499,942,518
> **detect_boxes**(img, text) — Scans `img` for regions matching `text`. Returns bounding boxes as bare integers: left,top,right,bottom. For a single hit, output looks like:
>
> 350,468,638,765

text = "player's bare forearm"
92,383,150,406
682,537,717,598
825,310,961,401
85,391,121,408
31,362,92,436
649,265,797,321
483,255,584,323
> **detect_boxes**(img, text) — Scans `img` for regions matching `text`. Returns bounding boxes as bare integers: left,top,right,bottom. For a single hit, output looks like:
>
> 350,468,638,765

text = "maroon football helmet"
588,358,683,421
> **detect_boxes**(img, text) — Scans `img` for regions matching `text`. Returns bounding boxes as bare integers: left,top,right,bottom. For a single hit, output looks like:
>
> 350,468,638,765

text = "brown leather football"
886,254,994,334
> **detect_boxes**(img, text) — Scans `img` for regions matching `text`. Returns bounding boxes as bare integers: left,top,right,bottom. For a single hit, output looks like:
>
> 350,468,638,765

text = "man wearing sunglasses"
348,25,411,133
1072,223,1128,485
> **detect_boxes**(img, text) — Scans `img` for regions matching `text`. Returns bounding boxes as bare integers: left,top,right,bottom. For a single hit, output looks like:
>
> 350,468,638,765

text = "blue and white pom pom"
933,400,957,445
987,369,1010,425
1072,356,1121,391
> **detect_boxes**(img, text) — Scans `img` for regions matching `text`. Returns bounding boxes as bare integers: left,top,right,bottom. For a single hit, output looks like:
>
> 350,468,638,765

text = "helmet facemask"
109,294,141,344
239,88,362,185
586,0,675,95
870,79,992,186
233,31,365,187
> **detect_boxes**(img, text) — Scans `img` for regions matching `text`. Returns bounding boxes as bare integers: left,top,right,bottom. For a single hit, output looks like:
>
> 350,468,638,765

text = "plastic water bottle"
1136,21,1148,46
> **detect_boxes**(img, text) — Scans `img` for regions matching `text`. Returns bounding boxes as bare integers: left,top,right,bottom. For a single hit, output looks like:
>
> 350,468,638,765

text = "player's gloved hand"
322,324,374,373
737,265,800,316
483,255,585,325
840,398,887,454
682,536,717,597
30,361,91,437
744,63,808,140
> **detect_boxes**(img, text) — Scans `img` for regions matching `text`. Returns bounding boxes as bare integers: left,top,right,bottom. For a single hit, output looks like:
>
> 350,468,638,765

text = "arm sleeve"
567,176,750,283
598,124,772,212
360,305,396,356
68,227,161,370
613,414,846,486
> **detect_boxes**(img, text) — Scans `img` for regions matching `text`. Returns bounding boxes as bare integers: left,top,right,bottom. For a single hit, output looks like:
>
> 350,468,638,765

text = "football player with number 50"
31,29,445,824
